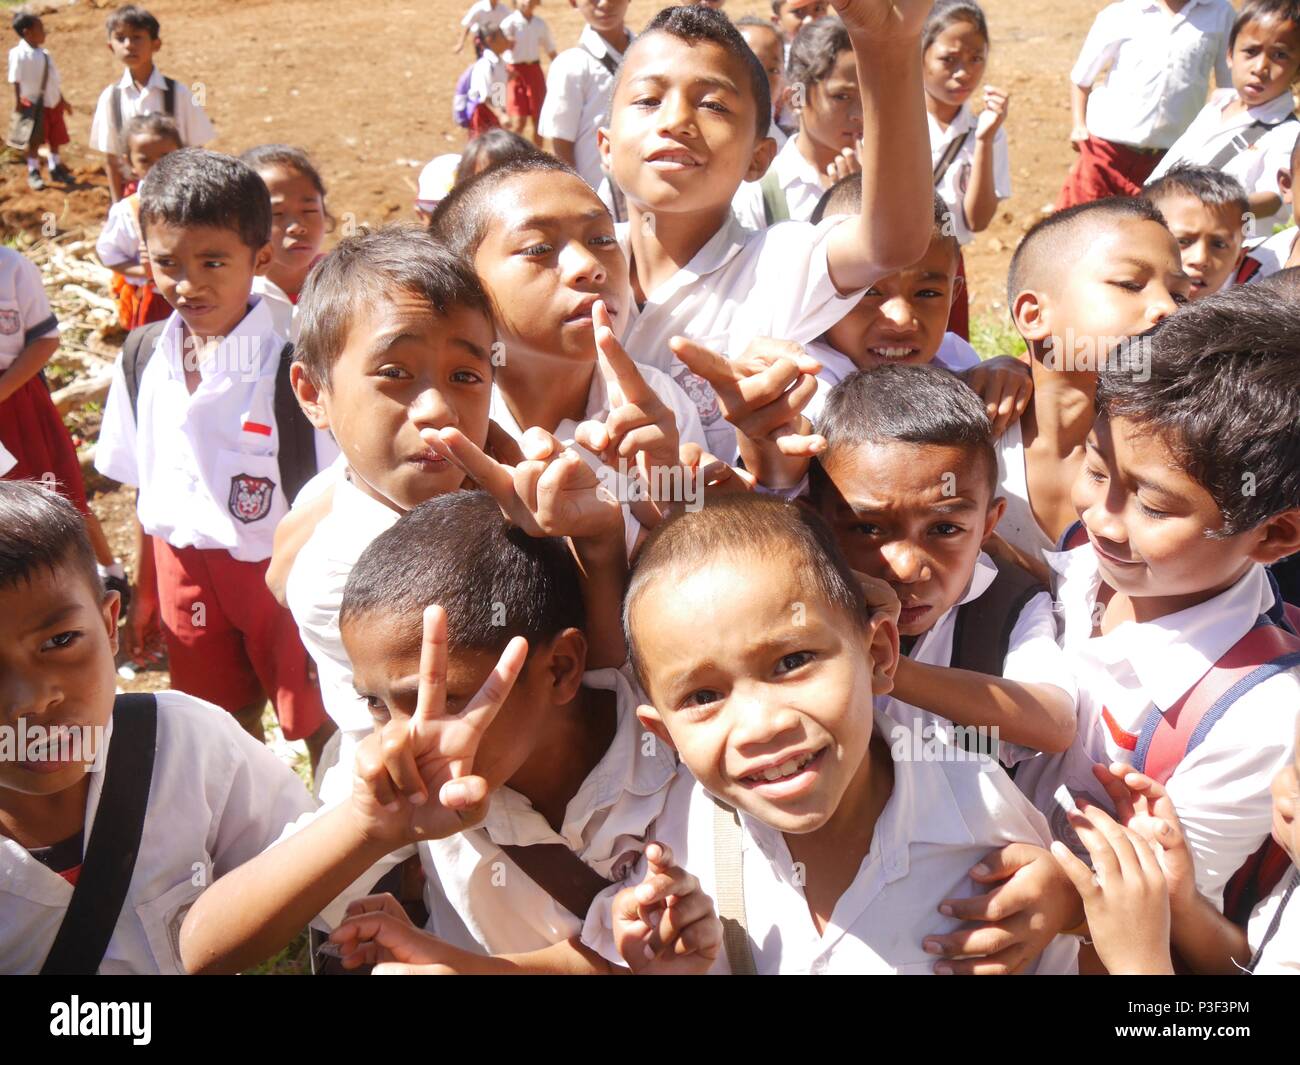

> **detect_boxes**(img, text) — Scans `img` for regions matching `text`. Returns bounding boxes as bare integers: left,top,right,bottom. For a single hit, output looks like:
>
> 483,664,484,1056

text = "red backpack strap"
1133,616,1300,786
1235,256,1264,286
1057,519,1089,552
1225,838,1294,929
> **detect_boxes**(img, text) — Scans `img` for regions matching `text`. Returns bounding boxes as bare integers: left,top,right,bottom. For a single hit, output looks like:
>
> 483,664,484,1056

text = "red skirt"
1056,136,1165,211
507,62,547,119
0,372,89,515
469,102,501,137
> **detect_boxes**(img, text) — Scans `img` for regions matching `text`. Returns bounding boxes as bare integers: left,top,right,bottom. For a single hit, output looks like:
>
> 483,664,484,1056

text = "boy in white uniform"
581,495,1078,974
87,5,215,203
0,483,313,975
598,3,935,463
1015,284,1300,911
455,0,512,54
1240,137,1300,283
8,13,72,190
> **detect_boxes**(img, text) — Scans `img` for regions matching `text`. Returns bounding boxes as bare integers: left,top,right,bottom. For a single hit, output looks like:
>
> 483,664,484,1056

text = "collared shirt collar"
159,297,278,383
117,65,167,94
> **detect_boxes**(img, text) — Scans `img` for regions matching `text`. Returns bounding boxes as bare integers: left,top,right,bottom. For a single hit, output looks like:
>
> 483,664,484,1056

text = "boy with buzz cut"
1015,283,1300,915
0,482,314,974
95,148,335,763
87,5,215,203
599,2,936,464
1141,165,1251,301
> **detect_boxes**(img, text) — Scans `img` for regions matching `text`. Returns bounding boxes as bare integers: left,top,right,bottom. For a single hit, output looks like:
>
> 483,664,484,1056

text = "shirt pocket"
214,448,287,530
136,872,208,974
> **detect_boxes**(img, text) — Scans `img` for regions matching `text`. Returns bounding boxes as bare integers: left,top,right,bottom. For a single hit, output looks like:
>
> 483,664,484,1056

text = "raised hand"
611,843,723,975
976,86,1010,142
825,142,862,186
831,0,934,40
960,355,1033,439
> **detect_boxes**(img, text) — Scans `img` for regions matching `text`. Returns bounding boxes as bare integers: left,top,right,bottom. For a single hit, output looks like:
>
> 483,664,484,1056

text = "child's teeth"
780,759,799,777
763,765,782,781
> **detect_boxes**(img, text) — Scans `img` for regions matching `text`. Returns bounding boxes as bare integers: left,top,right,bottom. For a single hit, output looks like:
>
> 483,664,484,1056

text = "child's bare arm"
0,335,58,405
1248,189,1283,222
892,656,1076,753
104,260,149,281
105,155,125,202
963,87,1009,235
1069,83,1090,149
825,0,935,290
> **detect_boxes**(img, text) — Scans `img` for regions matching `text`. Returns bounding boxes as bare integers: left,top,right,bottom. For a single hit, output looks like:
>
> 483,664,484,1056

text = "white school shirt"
992,418,1059,566
1242,226,1299,283
1070,0,1234,151
94,299,329,562
0,246,58,373
88,67,215,157
930,106,1011,246
876,551,1076,767
802,335,980,425
0,690,315,975
581,717,1080,974
500,11,555,65
7,39,62,106
96,196,147,287
1013,552,1298,908
461,0,511,34
1147,89,1299,233
732,134,826,230
299,667,678,955
538,27,632,193
251,275,299,343
468,47,507,109
1249,869,1300,974
616,214,867,463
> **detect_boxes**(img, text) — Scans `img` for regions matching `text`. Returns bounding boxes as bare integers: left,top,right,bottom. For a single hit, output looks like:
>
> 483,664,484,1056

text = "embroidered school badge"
228,473,275,524
672,365,723,426
0,309,19,336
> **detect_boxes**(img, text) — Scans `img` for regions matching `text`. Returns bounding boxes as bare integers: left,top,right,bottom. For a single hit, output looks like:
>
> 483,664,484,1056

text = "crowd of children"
2,0,1299,978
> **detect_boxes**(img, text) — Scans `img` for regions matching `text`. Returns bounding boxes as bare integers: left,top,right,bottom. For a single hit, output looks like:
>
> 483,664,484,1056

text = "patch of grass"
243,930,311,976
970,313,1027,361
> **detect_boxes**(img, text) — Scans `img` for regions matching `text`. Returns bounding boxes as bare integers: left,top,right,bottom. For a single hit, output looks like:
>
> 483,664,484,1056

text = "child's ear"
596,125,613,175
865,611,900,699
981,495,1008,544
544,628,588,704
101,587,122,657
1012,288,1051,344
290,362,331,430
744,135,778,184
253,241,275,277
1247,508,1300,566
635,703,676,752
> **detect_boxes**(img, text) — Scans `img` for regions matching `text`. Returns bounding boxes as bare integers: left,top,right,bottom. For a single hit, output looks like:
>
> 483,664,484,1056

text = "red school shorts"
152,540,326,740
1056,135,1165,211
0,373,90,516
506,62,547,120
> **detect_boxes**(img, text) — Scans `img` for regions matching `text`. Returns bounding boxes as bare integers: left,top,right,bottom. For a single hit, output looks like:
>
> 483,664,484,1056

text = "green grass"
969,313,1028,361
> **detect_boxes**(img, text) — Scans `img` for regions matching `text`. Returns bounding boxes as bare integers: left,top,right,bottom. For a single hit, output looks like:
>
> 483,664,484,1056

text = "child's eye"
204,260,224,269
1085,464,1107,484
851,522,883,537
1177,238,1194,248
931,522,963,536
41,630,82,651
916,288,944,299
1137,500,1170,520
677,689,722,720
632,95,660,109
1112,279,1143,293
590,235,617,247
376,365,410,380
520,243,553,257
364,697,392,726
775,651,814,675
702,100,729,114
450,369,484,385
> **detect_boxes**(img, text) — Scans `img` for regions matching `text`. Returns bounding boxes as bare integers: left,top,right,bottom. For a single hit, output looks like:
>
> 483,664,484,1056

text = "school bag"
760,167,790,227
1202,114,1299,173
5,52,50,151
109,75,176,155
40,694,158,974
118,319,320,504
932,131,970,186
453,64,476,128
1057,518,1300,926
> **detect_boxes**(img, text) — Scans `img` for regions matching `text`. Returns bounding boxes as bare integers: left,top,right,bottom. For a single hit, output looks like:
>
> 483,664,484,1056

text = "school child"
1239,137,1300,281
456,0,512,55
1057,0,1235,209
7,13,72,191
581,495,1079,974
732,17,862,229
537,0,633,195
0,482,314,974
501,0,557,146
97,114,182,331
241,145,332,343
1146,0,1300,233
93,149,332,761
921,0,1009,340
598,3,936,465
1141,165,1250,300
734,17,788,151
87,6,215,203
454,127,541,186
1014,283,1300,915
771,0,831,63
415,154,462,221
991,196,1189,568
466,25,510,136
181,490,675,974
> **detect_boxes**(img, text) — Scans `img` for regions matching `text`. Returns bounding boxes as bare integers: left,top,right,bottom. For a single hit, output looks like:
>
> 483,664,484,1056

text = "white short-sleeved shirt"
0,246,58,372
1147,89,1299,232
250,275,298,344
500,12,555,65
7,39,61,106
803,335,980,425
1070,0,1234,150
1014,552,1298,908
538,27,633,192
296,667,678,956
992,418,1060,566
732,134,827,230
1249,868,1299,974
96,196,146,286
88,67,215,157
468,47,507,109
581,720,1080,974
877,552,1076,768
1242,226,1299,283
616,214,868,463
461,0,511,34
930,106,1011,246
94,300,331,562
0,690,315,975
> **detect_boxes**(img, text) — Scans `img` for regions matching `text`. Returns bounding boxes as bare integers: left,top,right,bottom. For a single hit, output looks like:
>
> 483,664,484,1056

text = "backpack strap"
272,342,319,504
499,844,612,921
933,130,970,186
581,39,619,78
760,166,790,227
162,76,176,117
111,85,124,153
1248,867,1300,970
1204,116,1297,173
40,693,159,975
710,794,756,975
120,319,169,423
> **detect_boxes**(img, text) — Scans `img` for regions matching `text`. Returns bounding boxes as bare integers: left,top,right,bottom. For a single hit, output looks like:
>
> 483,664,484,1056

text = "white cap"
416,154,462,211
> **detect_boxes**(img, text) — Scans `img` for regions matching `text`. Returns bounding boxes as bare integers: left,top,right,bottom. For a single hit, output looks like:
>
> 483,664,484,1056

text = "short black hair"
1142,164,1249,221
623,494,869,694
923,0,990,53
240,143,335,230
428,152,585,262
811,178,959,259
295,224,493,390
786,17,850,89
452,129,544,188
124,112,182,149
139,148,272,251
625,6,771,141
0,482,101,597
1096,283,1300,537
339,490,586,655
106,4,160,39
12,13,41,36
1007,196,1168,305
1230,0,1300,51
813,364,998,496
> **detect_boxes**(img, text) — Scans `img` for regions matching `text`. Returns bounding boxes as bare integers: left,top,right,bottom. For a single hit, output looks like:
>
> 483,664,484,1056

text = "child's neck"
266,262,310,301
626,201,734,305
506,684,618,832
497,349,595,432
179,303,254,394
594,24,629,54
1023,354,1096,454
782,732,894,936
0,774,90,852
794,128,840,183
924,91,961,128
127,61,155,88
1103,561,1255,629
